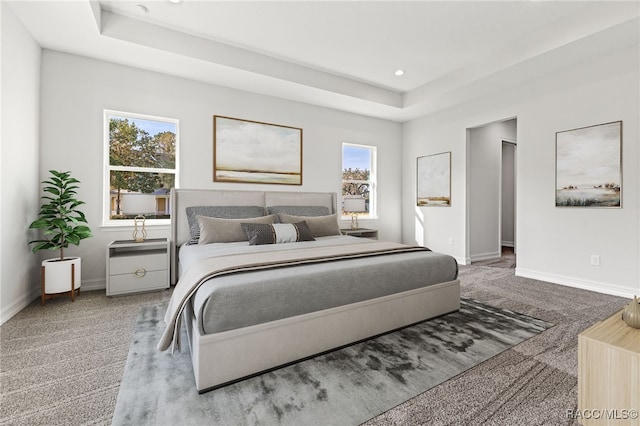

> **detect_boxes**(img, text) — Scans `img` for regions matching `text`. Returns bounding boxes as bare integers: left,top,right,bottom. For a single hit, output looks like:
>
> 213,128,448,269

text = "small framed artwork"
556,121,622,208
417,151,451,206
213,115,303,185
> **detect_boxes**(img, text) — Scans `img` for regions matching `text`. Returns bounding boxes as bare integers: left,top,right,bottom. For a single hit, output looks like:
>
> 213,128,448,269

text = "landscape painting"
556,121,622,208
214,116,302,185
417,152,451,206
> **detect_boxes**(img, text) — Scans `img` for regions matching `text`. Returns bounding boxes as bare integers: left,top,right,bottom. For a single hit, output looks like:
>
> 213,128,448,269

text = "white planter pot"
42,257,81,294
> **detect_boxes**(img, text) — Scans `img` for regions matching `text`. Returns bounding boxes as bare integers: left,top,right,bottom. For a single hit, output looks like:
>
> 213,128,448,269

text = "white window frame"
103,110,179,227
341,143,377,219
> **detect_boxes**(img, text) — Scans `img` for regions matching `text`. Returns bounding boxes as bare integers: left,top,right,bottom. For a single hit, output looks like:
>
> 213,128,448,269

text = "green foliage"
29,170,92,260
342,168,370,198
109,118,176,215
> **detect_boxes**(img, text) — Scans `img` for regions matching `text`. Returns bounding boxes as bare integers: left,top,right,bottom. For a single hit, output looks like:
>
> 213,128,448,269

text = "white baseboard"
470,251,501,262
1,288,39,325
501,241,514,248
453,256,470,265
515,267,638,299
454,257,471,265
81,278,106,291
1,278,106,325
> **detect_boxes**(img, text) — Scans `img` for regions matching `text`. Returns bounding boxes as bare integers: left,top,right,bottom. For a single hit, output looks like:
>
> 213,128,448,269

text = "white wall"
468,119,516,261
403,119,468,263
39,50,402,290
1,3,42,323
402,44,639,298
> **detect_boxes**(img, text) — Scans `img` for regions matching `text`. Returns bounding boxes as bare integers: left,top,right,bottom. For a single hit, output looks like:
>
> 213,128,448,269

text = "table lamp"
343,198,366,230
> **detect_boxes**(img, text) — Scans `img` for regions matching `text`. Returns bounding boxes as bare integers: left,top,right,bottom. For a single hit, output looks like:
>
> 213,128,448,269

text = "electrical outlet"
448,238,454,246
590,255,600,266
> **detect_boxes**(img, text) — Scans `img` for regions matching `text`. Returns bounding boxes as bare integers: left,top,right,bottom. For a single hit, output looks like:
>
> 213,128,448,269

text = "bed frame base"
184,279,460,392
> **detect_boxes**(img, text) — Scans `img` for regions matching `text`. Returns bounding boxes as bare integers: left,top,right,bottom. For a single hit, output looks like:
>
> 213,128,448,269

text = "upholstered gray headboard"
170,188,338,284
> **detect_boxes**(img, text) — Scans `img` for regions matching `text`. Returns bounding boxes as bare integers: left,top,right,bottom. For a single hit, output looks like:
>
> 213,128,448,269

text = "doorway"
500,140,516,267
466,118,517,267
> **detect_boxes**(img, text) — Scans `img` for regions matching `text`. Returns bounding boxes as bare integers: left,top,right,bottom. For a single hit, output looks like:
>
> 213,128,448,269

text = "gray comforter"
159,237,458,352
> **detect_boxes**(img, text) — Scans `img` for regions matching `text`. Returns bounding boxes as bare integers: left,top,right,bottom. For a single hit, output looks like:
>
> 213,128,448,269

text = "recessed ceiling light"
168,0,182,3
395,69,405,76
135,4,149,14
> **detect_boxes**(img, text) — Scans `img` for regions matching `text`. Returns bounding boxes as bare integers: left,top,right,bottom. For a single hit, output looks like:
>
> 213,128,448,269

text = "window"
104,111,178,225
342,143,376,218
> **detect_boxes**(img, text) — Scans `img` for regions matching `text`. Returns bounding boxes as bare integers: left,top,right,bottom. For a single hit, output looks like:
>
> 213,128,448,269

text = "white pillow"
277,213,341,237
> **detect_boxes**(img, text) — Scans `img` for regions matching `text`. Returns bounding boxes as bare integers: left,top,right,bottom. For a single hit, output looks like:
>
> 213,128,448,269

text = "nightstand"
106,238,170,296
340,228,378,239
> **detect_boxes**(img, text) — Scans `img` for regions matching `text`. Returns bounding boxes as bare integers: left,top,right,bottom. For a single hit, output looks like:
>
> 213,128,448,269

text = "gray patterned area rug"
112,299,552,426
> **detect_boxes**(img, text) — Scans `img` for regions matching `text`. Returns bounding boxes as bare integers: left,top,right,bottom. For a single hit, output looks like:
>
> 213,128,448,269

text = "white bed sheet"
178,235,369,276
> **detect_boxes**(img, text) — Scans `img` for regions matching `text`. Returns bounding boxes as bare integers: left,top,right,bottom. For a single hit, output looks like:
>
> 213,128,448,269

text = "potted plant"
29,170,92,304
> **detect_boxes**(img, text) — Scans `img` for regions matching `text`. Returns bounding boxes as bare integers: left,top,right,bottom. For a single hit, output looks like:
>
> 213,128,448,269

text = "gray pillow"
277,213,341,237
186,206,267,244
267,205,331,217
197,214,278,244
241,222,315,246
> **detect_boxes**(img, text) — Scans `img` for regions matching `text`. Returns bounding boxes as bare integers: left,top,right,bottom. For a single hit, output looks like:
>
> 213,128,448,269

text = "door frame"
500,139,517,257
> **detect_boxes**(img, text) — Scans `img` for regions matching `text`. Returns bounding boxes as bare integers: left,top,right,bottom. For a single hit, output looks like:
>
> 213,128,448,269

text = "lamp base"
350,214,359,230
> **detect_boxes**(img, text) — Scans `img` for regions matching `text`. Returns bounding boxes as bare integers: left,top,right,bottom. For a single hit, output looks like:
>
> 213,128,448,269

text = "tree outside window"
105,111,178,223
342,143,376,217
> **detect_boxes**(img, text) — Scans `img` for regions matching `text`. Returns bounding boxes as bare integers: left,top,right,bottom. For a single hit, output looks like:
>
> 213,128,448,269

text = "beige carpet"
471,246,516,269
0,290,171,426
0,265,627,426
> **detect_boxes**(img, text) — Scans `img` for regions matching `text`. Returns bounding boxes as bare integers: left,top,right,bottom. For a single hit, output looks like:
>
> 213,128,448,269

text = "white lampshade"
343,198,366,213
121,193,156,215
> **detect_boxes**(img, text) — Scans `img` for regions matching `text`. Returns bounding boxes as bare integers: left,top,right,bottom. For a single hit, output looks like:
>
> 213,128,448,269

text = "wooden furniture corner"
578,308,640,425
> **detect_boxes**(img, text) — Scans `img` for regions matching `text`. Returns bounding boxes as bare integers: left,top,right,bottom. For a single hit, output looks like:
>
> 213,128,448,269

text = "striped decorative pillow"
241,222,315,246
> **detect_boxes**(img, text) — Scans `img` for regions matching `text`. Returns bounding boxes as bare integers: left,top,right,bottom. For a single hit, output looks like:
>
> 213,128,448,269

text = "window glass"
105,111,178,223
342,143,376,218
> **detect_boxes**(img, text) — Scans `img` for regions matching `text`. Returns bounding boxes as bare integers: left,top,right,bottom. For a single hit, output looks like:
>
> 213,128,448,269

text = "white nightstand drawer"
108,270,168,294
107,239,170,297
110,252,167,275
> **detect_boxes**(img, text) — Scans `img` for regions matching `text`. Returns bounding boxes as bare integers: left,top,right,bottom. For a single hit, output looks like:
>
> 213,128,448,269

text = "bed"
159,189,460,392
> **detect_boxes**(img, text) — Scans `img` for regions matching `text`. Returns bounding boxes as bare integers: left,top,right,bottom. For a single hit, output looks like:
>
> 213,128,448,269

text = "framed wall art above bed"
213,115,303,185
